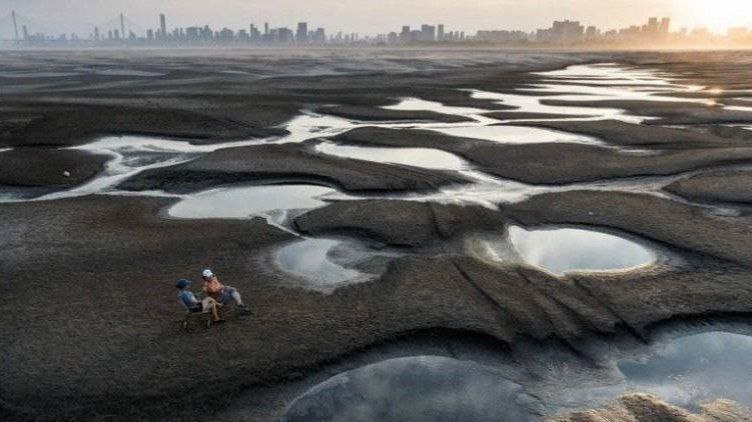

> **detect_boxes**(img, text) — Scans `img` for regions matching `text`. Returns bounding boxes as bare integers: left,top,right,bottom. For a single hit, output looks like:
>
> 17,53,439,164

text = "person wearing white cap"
175,279,223,322
201,269,248,311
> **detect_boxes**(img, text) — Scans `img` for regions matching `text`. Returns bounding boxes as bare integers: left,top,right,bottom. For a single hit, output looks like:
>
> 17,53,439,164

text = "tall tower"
120,13,125,41
160,13,167,37
12,10,19,43
296,22,308,43
659,17,671,34
437,24,445,41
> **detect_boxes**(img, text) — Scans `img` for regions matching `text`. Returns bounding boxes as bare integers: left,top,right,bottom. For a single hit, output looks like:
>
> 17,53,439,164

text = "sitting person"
176,279,223,322
201,269,248,311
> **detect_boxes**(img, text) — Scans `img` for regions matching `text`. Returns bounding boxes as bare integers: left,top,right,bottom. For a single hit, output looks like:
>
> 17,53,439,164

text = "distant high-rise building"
437,24,445,41
278,27,294,43
312,28,326,44
548,20,584,44
420,24,436,42
185,27,199,40
296,22,308,43
120,13,125,41
585,25,599,41
400,26,411,43
659,17,671,34
94,26,100,41
264,22,269,35
647,17,659,34
159,13,167,38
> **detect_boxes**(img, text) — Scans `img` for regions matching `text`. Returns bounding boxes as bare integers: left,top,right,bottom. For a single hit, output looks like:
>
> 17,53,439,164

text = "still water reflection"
509,226,655,275
282,356,543,422
617,331,752,410
275,237,371,290
168,184,341,220
477,225,656,275
314,142,467,171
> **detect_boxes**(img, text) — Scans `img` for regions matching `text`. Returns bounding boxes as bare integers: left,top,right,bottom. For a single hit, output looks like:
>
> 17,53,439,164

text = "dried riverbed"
2,49,752,421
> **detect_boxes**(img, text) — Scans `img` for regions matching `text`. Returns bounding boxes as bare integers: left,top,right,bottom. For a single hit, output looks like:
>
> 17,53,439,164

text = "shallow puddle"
472,64,728,123
7,64,740,207
314,142,467,171
168,184,342,221
275,237,374,290
8,134,274,203
432,124,602,145
382,97,488,117
617,331,752,409
550,331,752,413
271,112,356,144
470,89,627,121
90,69,164,77
282,356,542,422
509,226,655,275
477,225,655,275
533,64,674,83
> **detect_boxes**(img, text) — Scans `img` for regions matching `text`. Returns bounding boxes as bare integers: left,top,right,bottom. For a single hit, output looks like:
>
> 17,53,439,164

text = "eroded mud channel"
3,53,752,421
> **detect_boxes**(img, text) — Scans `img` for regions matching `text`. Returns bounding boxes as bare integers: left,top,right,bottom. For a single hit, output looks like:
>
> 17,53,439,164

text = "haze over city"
3,0,752,38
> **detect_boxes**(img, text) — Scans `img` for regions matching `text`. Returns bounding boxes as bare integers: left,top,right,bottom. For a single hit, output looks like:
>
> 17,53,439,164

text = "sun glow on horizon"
679,0,752,33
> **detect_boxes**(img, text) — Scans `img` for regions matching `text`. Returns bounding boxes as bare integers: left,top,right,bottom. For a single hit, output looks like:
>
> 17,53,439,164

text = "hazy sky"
3,0,752,38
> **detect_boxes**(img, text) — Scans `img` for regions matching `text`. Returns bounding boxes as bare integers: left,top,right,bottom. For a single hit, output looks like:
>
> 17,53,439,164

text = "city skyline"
4,10,752,49
2,0,752,40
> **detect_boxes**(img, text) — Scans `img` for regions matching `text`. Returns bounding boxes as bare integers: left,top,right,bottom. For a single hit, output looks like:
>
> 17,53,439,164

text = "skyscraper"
420,24,436,42
437,24,445,41
120,13,125,41
550,20,584,44
296,22,309,43
159,14,167,38
659,17,671,34
400,26,411,43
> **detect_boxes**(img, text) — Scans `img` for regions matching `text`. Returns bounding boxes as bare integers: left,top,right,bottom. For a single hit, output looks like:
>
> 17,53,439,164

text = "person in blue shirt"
176,279,223,322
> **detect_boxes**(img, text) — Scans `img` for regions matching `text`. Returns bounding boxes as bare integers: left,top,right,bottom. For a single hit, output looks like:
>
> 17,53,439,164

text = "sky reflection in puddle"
616,331,752,410
168,184,342,221
282,356,543,422
382,97,488,116
476,225,656,276
509,226,655,275
472,64,734,123
7,63,743,207
275,237,377,291
432,124,603,145
549,331,752,413
314,142,467,171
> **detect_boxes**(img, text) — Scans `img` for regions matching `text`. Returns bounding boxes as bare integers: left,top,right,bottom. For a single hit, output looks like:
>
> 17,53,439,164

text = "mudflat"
2,49,752,421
